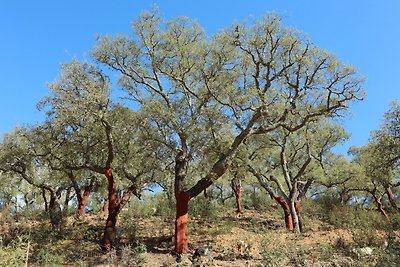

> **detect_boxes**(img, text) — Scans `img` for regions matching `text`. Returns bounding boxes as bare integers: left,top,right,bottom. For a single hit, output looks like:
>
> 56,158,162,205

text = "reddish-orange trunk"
78,186,93,216
102,167,119,250
273,196,293,231
175,192,190,254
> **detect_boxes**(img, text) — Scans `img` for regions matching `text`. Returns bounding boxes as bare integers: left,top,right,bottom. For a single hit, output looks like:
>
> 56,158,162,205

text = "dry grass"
1,207,400,266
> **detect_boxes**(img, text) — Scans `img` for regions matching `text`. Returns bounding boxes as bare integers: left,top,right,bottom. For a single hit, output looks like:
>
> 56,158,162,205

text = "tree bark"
273,196,293,231
372,193,389,219
174,149,190,254
102,167,119,250
231,178,242,213
42,189,48,212
174,191,190,254
78,185,94,216
172,113,260,253
294,201,303,233
386,187,399,213
49,193,62,232
289,200,301,233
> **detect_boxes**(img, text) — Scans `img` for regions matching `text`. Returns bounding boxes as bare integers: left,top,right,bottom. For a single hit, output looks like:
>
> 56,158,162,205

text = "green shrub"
0,236,28,267
36,247,65,266
376,239,400,267
189,196,222,220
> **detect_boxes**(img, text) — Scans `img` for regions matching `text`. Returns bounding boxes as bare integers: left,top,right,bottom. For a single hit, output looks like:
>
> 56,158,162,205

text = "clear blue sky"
1,1,399,152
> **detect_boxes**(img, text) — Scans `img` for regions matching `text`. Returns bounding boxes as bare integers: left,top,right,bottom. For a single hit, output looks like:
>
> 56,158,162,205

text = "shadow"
140,234,174,254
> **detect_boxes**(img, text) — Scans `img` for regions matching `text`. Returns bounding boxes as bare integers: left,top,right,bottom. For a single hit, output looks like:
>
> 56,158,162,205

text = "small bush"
376,239,400,267
36,247,65,266
189,196,222,220
0,236,28,267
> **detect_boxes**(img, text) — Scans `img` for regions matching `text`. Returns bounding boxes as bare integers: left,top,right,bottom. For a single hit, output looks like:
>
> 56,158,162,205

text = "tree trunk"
294,201,303,233
172,115,258,253
290,200,301,234
386,187,399,213
174,149,190,254
231,178,242,213
174,191,190,254
63,187,71,214
372,193,389,219
78,185,93,216
102,167,119,250
42,189,48,212
49,193,62,232
273,196,293,231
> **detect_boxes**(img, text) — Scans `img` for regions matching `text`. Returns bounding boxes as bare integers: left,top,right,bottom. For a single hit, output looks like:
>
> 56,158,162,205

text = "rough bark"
49,193,62,232
273,196,293,231
102,167,119,250
386,187,399,213
294,201,303,233
289,200,301,234
68,171,94,216
372,193,389,219
231,178,242,213
42,189,48,212
78,184,94,216
174,149,190,254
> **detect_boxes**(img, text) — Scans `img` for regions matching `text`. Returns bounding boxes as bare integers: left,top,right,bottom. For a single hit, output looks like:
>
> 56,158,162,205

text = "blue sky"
1,1,399,152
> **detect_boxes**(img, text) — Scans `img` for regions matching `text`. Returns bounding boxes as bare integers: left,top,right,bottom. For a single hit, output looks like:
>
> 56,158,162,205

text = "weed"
0,236,28,267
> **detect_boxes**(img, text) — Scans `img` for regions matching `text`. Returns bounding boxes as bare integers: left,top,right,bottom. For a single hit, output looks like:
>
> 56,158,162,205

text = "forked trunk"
372,193,389,219
102,167,119,250
174,192,190,254
273,196,293,231
386,187,399,213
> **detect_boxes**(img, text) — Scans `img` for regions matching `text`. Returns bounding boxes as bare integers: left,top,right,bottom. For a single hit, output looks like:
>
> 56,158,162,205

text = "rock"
352,246,373,258
192,247,211,259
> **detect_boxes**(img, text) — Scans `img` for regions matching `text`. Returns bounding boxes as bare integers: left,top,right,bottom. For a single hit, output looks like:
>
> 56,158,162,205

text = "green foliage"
318,243,337,261
189,196,223,219
376,240,400,267
352,228,385,248
36,247,65,266
0,236,28,267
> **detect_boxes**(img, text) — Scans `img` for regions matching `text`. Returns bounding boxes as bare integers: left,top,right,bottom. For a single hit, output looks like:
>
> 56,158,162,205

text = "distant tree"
38,61,156,249
0,127,69,231
318,154,364,205
247,120,347,233
92,10,364,252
